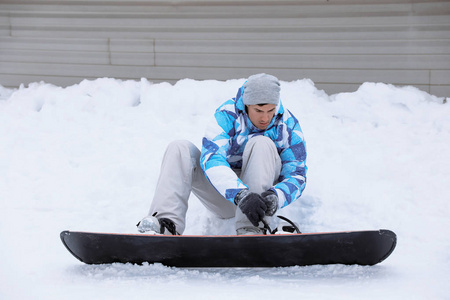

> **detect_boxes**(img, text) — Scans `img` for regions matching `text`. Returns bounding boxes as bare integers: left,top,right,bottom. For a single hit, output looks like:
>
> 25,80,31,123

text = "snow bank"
0,78,448,299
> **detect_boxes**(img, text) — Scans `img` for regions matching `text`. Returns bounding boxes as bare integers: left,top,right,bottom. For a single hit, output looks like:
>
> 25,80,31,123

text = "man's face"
246,104,277,130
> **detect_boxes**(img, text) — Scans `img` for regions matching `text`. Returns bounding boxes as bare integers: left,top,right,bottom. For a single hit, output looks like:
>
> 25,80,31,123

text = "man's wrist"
234,189,249,205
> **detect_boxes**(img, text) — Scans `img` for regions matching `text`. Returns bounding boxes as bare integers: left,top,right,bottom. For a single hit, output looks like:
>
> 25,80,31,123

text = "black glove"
235,189,267,226
261,190,278,216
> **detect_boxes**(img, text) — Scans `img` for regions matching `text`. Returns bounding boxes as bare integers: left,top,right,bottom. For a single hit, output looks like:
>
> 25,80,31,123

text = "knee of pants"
165,140,201,168
244,136,278,156
167,139,193,150
167,140,200,157
241,136,281,185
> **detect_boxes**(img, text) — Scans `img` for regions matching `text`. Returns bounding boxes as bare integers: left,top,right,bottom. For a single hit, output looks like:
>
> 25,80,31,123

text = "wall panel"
0,0,449,96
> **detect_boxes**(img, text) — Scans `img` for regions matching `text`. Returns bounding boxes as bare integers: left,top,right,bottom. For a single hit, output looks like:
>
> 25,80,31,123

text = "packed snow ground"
0,77,449,299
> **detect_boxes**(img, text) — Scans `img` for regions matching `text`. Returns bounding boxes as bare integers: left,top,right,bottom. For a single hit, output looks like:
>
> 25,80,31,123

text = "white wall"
1,0,449,96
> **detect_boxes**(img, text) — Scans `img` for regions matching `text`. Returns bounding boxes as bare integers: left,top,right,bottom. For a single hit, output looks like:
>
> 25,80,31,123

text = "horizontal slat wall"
0,0,449,96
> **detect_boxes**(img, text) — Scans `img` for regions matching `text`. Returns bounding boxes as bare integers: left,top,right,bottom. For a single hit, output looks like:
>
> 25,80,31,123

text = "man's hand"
235,190,267,226
261,190,278,216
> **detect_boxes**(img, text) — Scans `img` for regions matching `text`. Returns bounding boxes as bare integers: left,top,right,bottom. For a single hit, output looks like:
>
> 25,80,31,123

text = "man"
137,73,307,235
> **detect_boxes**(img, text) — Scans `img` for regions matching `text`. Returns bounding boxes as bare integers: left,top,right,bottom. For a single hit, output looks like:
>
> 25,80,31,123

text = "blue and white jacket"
200,84,307,209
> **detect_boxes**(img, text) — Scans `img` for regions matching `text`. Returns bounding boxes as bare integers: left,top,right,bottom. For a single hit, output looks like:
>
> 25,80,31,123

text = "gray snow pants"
148,136,282,234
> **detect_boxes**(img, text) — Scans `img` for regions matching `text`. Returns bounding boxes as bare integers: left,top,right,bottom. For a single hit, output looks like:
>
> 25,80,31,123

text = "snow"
0,77,449,299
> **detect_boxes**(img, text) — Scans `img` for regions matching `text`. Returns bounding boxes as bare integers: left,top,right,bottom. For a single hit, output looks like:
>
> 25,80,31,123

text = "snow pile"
0,77,449,299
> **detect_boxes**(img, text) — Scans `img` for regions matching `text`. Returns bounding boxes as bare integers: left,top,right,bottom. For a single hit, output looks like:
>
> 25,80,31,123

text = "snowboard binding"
262,215,302,235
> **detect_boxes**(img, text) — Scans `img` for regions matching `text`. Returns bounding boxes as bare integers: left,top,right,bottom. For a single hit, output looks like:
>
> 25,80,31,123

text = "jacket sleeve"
273,114,307,208
200,109,248,203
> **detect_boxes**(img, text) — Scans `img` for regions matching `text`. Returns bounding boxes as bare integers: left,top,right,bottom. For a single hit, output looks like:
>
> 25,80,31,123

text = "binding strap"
261,215,302,234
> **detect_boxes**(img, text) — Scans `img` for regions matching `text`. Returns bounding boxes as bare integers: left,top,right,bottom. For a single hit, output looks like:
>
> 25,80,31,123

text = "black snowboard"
60,229,396,267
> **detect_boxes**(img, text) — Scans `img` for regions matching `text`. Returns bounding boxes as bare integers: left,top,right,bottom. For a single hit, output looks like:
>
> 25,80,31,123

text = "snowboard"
60,229,396,267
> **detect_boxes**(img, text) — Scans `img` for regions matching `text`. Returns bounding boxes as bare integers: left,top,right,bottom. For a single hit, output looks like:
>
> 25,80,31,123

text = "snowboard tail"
61,230,396,267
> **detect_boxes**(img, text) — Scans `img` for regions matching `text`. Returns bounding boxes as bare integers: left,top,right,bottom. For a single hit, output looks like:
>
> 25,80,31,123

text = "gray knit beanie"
243,73,280,106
